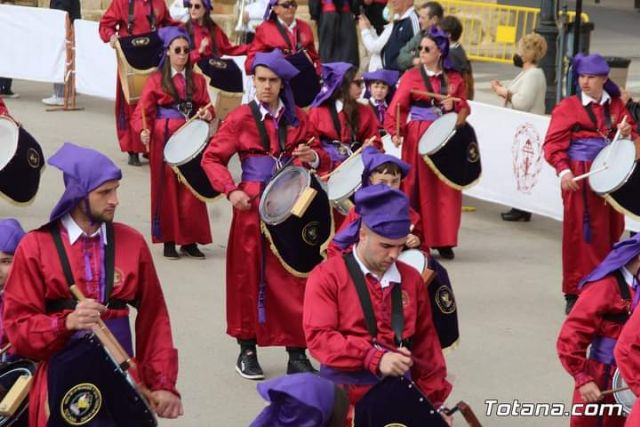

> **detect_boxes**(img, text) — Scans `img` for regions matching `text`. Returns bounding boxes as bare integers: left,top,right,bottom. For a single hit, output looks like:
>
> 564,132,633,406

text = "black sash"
419,66,448,106
328,103,358,145
602,270,632,324
343,252,406,347
573,101,612,135
273,18,302,54
128,0,156,34
249,100,288,154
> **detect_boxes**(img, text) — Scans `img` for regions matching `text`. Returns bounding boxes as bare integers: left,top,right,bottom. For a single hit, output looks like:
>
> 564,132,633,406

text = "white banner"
75,20,117,99
0,5,66,83
466,101,640,231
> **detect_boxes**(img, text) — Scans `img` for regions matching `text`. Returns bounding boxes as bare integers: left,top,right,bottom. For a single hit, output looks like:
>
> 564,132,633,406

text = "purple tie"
376,102,385,123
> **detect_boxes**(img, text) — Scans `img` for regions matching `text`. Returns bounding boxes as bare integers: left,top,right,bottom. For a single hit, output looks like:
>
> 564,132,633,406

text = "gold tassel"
422,154,481,191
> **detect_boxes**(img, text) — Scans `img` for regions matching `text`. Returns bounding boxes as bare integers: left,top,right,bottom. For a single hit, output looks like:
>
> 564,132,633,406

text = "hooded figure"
573,53,621,98
252,49,301,126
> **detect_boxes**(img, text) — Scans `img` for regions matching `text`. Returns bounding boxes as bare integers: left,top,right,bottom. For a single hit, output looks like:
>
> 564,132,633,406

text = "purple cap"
310,62,355,108
158,26,191,68
423,26,454,70
363,69,400,103
361,146,410,186
332,184,411,249
579,233,640,288
252,49,301,126
250,373,337,427
47,143,122,224
0,219,25,254
573,53,620,97
263,0,279,20
184,0,212,10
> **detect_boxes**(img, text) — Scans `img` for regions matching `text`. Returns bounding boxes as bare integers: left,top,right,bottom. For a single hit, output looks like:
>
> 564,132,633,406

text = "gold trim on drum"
131,36,150,47
434,285,456,315
260,222,311,278
422,154,481,191
60,383,102,426
466,141,480,163
170,166,223,204
27,147,42,169
208,58,228,69
301,221,322,246
604,194,640,222
0,164,46,207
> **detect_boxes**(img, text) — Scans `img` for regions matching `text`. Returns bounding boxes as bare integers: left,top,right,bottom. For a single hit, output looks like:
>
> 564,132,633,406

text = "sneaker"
163,243,180,260
287,354,318,374
435,247,455,260
235,349,265,380
181,244,205,259
41,95,64,106
0,90,19,99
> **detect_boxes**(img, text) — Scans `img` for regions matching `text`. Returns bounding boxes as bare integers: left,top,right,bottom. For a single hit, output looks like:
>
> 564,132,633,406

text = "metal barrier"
440,0,588,64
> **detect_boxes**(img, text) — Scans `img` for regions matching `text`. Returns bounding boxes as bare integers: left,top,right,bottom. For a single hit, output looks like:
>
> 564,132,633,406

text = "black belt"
45,298,137,313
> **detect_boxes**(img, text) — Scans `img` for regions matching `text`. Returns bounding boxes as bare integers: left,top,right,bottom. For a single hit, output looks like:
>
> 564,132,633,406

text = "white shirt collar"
277,17,297,31
423,65,443,77
621,267,637,288
255,97,285,121
369,98,387,107
170,67,186,78
352,244,401,289
335,99,344,113
581,90,611,106
395,6,416,20
61,214,107,245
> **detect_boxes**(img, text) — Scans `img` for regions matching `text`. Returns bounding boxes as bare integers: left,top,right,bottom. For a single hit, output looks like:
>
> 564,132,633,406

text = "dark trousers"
0,78,12,92
362,2,386,34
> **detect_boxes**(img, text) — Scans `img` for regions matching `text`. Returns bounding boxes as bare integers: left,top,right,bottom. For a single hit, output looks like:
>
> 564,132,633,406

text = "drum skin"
286,52,321,108
0,359,36,427
0,126,45,204
116,32,163,104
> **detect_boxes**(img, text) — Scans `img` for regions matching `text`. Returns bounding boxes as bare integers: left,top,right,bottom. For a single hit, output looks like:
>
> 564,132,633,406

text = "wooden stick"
319,141,370,180
395,102,401,138
603,115,628,166
0,343,11,356
410,89,462,103
572,165,608,182
141,100,149,153
601,386,630,396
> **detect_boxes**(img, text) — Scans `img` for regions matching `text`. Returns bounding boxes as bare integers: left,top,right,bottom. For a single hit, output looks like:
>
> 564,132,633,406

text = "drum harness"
419,65,448,116
273,18,303,57
327,102,360,156
127,0,156,34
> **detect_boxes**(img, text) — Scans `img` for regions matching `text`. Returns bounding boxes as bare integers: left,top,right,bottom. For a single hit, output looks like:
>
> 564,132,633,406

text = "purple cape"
310,62,355,108
0,218,25,254
580,233,640,288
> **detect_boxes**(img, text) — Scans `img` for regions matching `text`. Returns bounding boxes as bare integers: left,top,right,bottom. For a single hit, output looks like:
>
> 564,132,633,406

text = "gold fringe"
114,42,157,104
422,154,481,191
0,164,46,207
604,194,640,222
442,338,460,355
171,166,224,204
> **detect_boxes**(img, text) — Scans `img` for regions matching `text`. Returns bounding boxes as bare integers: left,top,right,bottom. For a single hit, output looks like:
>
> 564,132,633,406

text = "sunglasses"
351,79,364,86
187,3,202,9
173,46,191,54
277,1,297,8
419,46,432,53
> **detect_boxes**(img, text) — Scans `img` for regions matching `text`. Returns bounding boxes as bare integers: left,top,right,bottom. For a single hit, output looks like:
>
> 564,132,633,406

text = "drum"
327,152,364,215
115,32,163,104
163,119,220,201
589,139,640,217
0,359,36,426
398,250,459,350
418,113,482,190
381,133,401,159
0,116,44,204
213,90,243,122
259,166,332,275
196,56,243,93
612,368,636,415
286,51,321,108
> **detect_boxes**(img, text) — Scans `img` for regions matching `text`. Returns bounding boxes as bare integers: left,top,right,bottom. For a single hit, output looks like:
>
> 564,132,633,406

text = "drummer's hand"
199,37,209,54
65,299,106,331
406,233,421,248
109,34,118,48
391,135,403,148
621,89,631,105
229,190,252,211
579,381,603,403
618,120,632,138
441,412,453,426
197,108,213,122
455,118,466,129
379,347,413,377
152,390,184,418
293,144,317,163
243,10,249,25
358,14,371,30
441,96,455,112
560,171,580,192
140,129,151,145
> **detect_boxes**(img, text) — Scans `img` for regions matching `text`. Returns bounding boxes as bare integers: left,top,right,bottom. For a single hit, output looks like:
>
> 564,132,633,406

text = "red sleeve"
216,26,249,57
358,105,382,149
293,108,330,174
131,74,160,136
556,279,616,388
245,23,271,74
3,234,74,361
201,110,242,196
98,0,124,42
193,74,215,117
133,238,179,394
615,302,640,397
299,21,321,74
543,97,578,175
0,99,9,116
613,97,639,140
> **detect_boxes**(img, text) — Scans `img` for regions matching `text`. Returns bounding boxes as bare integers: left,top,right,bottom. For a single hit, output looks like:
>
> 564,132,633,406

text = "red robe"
99,0,174,154
557,275,632,427
614,295,640,426
304,255,451,423
326,205,428,258
0,99,8,116
201,104,330,346
3,222,179,427
543,96,635,295
384,68,469,248
184,21,248,64
131,71,214,245
245,18,320,74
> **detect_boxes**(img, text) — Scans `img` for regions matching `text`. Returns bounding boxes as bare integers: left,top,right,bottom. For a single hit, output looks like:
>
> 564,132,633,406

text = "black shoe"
501,208,532,222
565,294,578,315
287,354,318,374
127,152,141,166
163,243,180,260
235,349,265,380
435,247,455,260
0,89,19,99
181,244,205,259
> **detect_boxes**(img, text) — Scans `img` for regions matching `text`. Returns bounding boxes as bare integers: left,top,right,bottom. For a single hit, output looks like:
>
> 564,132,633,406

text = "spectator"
621,89,640,132
380,0,419,71
359,13,393,71
241,0,269,43
395,1,443,71
441,15,473,99
309,0,360,67
360,0,387,35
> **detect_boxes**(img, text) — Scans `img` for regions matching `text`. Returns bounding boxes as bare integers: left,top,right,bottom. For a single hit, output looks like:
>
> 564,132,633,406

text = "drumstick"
601,386,630,396
0,343,11,356
141,100,149,153
177,101,214,133
572,165,608,182
395,103,401,138
410,89,462,103
603,115,628,166
319,142,369,180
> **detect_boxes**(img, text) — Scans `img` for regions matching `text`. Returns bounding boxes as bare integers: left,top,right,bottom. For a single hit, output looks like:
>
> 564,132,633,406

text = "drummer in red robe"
201,49,330,380
132,26,214,259
304,184,453,426
183,0,248,63
384,27,470,260
0,218,25,360
3,143,182,426
557,233,640,427
244,0,320,74
99,0,174,166
613,238,640,426
543,53,637,313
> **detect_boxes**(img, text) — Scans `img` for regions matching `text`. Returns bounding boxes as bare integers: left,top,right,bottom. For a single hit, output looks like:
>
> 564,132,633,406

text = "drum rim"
398,249,427,274
418,113,458,156
612,368,635,413
327,153,364,202
589,139,637,195
259,166,311,225
0,116,19,172
163,120,210,166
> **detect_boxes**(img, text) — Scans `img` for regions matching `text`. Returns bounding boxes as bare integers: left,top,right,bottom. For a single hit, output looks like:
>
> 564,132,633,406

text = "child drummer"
362,70,400,132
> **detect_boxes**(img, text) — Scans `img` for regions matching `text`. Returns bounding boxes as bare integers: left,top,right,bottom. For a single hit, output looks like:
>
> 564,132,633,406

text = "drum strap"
419,66,448,106
249,100,288,154
273,19,302,53
602,270,632,324
49,222,116,305
128,0,157,34
343,252,406,347
328,103,358,144
573,102,612,136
